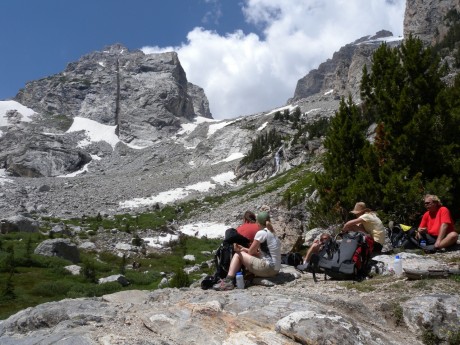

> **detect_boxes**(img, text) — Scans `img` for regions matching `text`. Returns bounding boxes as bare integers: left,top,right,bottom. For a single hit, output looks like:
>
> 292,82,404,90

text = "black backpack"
281,252,303,267
214,241,234,279
201,228,252,290
311,232,373,281
387,223,418,249
201,241,234,290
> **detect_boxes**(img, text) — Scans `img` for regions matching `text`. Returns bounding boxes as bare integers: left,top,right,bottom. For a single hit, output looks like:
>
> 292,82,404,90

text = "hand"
418,228,427,234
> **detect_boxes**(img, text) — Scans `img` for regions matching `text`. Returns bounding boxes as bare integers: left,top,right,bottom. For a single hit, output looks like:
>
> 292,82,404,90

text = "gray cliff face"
289,30,400,103
404,0,460,46
3,44,213,177
187,82,213,119
14,44,211,143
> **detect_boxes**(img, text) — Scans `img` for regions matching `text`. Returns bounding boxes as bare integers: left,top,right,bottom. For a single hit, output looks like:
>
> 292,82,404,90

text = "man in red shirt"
223,211,260,248
416,194,458,250
236,210,260,242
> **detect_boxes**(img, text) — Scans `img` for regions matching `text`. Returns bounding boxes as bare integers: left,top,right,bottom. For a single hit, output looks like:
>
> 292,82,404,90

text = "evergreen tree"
312,97,369,226
312,35,460,225
1,271,15,300
363,35,454,221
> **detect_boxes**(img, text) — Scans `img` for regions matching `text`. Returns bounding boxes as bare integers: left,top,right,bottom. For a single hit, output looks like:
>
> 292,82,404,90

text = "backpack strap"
259,229,272,258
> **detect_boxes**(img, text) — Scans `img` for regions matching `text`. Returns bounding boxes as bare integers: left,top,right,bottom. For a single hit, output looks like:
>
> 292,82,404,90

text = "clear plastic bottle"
393,255,403,276
236,271,245,289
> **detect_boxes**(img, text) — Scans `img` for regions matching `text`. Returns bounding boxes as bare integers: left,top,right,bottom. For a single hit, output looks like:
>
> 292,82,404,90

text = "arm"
235,239,261,256
343,218,364,231
418,212,428,234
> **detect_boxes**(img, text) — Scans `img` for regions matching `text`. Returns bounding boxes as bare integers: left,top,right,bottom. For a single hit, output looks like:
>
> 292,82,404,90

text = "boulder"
402,294,460,340
98,274,130,286
64,265,81,275
34,239,80,263
79,242,97,250
0,215,39,234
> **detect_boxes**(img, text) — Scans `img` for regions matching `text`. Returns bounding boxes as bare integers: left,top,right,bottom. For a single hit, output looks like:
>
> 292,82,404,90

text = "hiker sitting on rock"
213,212,281,291
342,202,385,253
236,210,260,243
223,210,260,248
296,233,331,271
416,194,458,251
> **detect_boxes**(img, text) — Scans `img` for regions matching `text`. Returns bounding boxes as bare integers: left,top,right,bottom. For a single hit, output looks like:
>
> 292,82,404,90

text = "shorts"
247,256,278,277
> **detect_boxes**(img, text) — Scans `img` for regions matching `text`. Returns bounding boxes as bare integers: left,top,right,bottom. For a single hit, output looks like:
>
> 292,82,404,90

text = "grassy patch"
0,229,222,320
449,274,460,283
390,302,404,326
340,280,376,292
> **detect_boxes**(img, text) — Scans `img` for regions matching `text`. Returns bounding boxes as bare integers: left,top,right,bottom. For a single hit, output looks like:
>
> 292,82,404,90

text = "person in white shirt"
213,211,281,291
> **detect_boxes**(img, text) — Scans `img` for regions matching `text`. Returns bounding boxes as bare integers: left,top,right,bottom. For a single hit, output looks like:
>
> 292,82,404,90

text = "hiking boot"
213,279,234,291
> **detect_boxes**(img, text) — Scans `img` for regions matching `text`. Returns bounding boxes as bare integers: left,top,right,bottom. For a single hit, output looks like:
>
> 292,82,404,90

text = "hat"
256,212,270,225
350,202,370,214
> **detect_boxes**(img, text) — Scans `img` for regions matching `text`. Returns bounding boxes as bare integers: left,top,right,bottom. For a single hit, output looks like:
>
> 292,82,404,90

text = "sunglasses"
424,201,432,205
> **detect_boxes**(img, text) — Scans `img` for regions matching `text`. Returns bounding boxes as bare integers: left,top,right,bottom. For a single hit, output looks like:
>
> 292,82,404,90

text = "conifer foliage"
311,35,460,226
241,128,283,165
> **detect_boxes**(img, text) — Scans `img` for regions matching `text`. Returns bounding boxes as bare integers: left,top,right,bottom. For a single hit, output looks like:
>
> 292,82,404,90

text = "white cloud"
142,0,405,120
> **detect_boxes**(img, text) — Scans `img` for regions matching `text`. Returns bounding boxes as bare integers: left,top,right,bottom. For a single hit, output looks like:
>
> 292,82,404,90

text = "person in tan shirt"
342,202,385,253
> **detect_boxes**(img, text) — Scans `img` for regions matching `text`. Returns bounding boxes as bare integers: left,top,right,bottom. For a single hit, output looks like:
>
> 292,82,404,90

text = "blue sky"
1,0,406,119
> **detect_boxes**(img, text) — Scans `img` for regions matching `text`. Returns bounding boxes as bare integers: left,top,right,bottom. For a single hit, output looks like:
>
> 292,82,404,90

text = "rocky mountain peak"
288,30,401,104
14,45,211,143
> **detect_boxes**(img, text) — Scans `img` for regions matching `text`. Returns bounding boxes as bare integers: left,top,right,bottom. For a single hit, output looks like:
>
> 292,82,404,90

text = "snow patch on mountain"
119,171,236,209
0,100,36,126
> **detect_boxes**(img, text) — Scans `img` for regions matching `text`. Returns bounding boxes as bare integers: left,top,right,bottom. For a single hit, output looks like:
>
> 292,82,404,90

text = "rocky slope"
404,0,460,46
0,251,459,345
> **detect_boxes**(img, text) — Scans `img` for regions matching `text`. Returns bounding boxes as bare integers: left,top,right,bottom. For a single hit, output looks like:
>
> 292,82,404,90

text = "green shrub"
168,268,190,288
391,302,404,327
421,328,441,345
447,329,460,345
66,281,120,298
81,259,97,283
1,272,16,301
31,280,73,297
124,270,157,286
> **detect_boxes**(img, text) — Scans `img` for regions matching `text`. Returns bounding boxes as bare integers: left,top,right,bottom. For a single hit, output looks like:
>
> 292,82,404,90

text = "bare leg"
228,251,254,277
435,232,458,249
303,242,320,264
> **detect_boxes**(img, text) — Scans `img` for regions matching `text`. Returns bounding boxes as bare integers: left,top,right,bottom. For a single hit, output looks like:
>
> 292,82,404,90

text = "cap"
256,211,270,226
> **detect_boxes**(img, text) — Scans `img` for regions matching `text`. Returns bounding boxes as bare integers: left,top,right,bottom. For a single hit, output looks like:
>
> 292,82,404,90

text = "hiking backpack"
387,223,418,249
281,252,303,267
214,241,234,279
312,232,373,281
201,228,252,290
201,241,234,290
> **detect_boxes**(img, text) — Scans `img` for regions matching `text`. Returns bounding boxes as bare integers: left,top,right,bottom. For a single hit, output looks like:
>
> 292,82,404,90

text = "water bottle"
393,255,403,276
236,271,245,289
420,240,427,248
